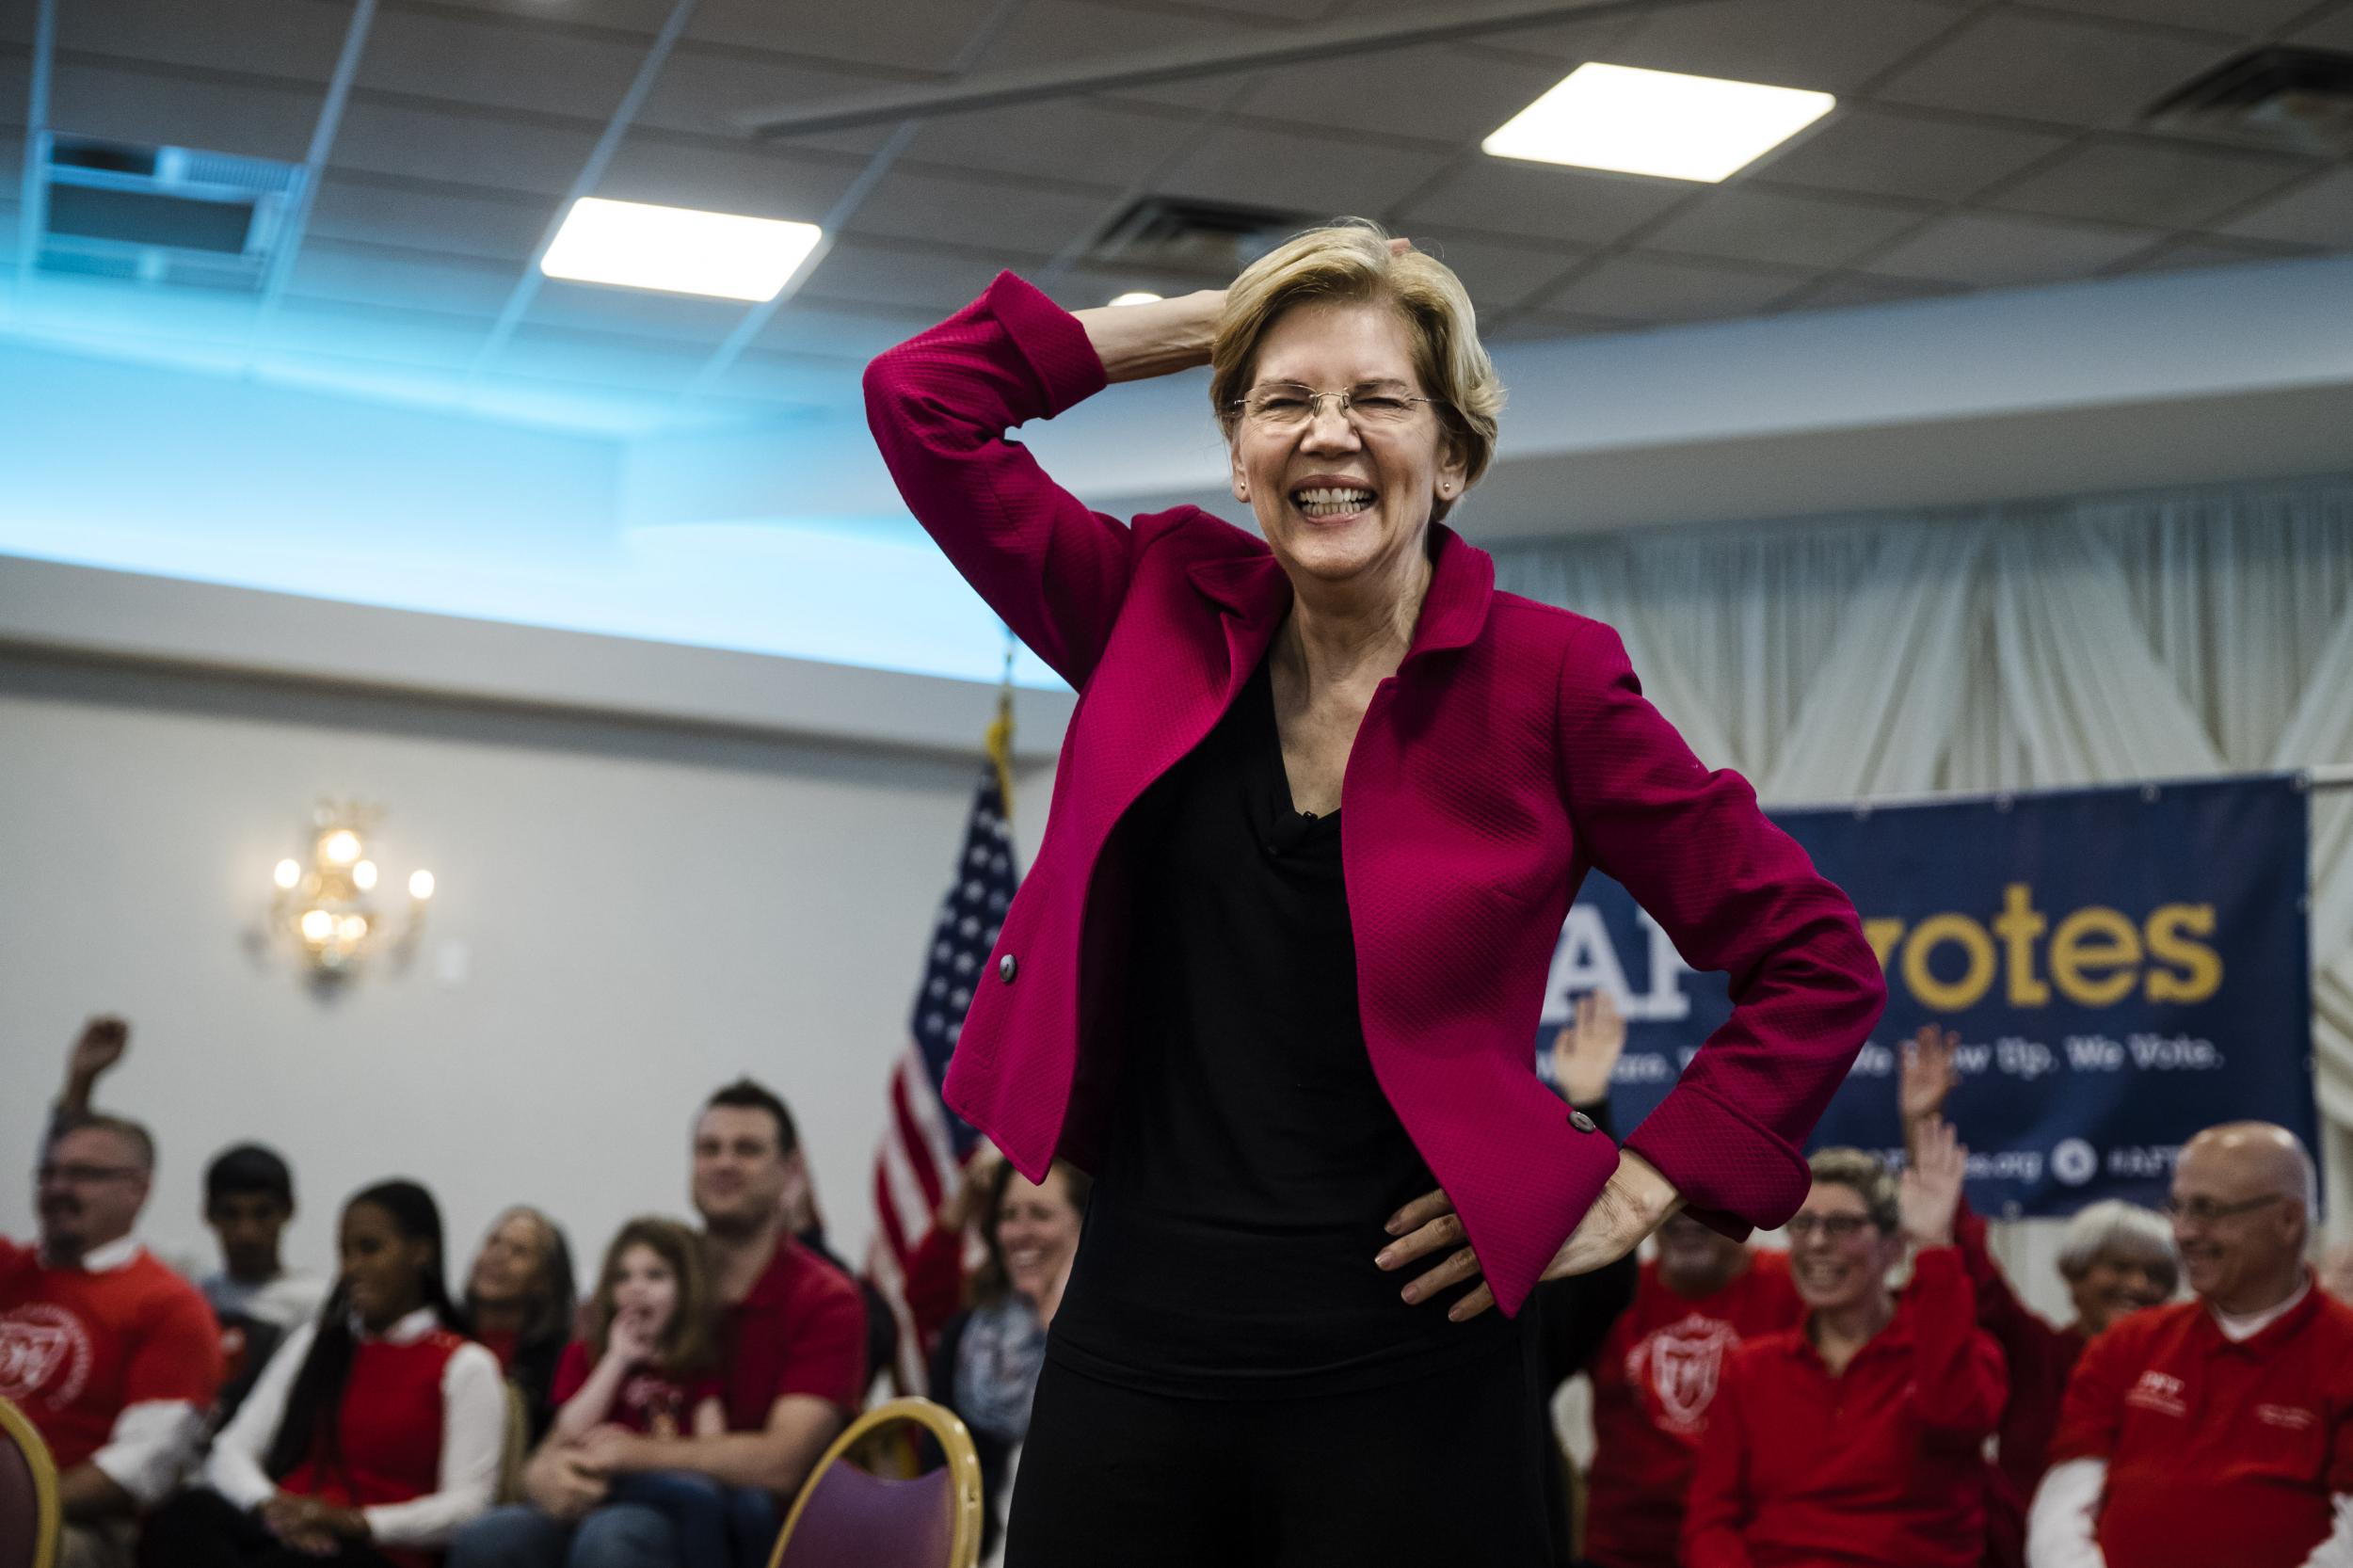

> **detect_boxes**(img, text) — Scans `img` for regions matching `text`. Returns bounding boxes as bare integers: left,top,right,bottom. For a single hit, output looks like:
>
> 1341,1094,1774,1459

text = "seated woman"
141,1180,504,1568
1683,1126,2007,1568
1898,1026,2175,1566
460,1208,575,1443
928,1159,1089,1564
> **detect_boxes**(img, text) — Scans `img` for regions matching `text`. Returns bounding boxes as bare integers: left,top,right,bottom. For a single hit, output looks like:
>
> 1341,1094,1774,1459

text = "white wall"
0,646,1050,1292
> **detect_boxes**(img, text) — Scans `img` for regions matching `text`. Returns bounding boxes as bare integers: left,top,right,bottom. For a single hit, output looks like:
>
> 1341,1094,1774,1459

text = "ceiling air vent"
1085,196,1312,279
35,136,302,291
2146,47,2353,156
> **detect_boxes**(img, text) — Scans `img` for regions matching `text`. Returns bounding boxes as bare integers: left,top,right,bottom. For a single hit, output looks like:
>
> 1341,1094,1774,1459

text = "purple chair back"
772,1463,956,1568
0,1397,56,1568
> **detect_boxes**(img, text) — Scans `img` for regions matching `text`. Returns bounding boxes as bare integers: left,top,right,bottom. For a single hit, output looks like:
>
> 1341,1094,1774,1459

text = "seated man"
1,1017,224,1568
1683,1126,2007,1568
2029,1121,2353,1568
452,1079,866,1568
196,1142,328,1420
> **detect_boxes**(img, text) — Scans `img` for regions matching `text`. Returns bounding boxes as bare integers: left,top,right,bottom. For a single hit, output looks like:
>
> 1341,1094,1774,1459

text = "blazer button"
1569,1110,1596,1133
999,953,1017,984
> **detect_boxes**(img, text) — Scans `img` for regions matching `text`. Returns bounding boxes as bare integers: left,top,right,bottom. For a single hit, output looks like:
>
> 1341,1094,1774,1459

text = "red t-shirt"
1683,1248,2008,1568
1584,1250,1803,1568
2046,1281,2353,1568
1953,1203,2089,1568
720,1237,866,1427
0,1237,223,1470
551,1339,726,1438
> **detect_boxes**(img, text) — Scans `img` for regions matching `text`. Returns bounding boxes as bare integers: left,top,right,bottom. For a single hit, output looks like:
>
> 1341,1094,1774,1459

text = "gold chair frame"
765,1397,984,1568
0,1395,62,1568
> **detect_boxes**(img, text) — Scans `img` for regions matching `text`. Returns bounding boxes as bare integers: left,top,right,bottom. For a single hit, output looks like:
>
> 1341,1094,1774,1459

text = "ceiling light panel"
1483,63,1836,184
540,198,824,301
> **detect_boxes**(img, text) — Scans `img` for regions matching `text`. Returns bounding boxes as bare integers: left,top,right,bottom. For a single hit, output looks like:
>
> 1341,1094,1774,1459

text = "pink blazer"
865,273,1886,1317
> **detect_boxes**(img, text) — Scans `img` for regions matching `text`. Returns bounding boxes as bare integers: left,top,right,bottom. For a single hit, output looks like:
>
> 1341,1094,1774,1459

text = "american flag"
864,701,1016,1393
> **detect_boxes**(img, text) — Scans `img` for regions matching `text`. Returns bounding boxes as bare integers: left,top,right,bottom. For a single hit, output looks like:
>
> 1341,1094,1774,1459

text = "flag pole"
985,626,1016,816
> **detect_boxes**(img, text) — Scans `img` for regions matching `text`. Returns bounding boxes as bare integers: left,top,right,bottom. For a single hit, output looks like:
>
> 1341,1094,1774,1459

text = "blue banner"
1539,775,2314,1217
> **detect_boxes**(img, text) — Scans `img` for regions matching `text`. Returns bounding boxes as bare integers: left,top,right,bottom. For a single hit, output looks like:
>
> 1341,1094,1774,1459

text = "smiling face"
2168,1129,2307,1313
609,1241,680,1343
468,1210,549,1308
1228,301,1466,593
341,1200,431,1331
2067,1249,2177,1336
1787,1181,1901,1315
692,1106,791,1238
994,1169,1083,1306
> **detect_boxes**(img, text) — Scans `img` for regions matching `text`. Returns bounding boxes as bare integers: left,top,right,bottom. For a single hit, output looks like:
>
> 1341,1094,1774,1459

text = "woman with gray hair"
1900,1026,2176,1567
866,219,1887,1563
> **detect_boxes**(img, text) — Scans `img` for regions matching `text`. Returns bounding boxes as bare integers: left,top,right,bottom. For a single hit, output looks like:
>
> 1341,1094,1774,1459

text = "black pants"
1006,1337,1555,1568
138,1489,400,1568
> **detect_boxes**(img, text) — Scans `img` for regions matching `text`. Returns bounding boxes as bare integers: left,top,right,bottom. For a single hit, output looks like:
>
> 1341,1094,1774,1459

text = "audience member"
2,1017,224,1568
1580,1212,1801,1568
461,1207,576,1443
904,1145,1006,1362
2029,1121,2353,1568
200,1144,330,1421
1683,1128,2006,1568
927,1159,1089,1562
1528,991,1640,1566
141,1179,502,1568
450,1080,865,1568
1899,1026,2176,1567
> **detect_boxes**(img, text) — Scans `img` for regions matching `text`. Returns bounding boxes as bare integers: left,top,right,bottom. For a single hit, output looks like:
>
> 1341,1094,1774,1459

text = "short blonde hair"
1209,219,1504,517
1807,1147,1901,1232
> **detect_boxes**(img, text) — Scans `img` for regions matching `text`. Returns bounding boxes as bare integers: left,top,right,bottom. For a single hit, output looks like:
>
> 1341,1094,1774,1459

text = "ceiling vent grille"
2147,47,2353,155
1084,196,1312,279
35,136,303,291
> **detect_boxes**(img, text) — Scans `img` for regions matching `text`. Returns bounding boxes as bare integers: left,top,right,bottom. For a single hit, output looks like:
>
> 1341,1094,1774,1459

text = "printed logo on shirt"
2256,1403,2316,1432
0,1304,92,1409
2124,1369,2187,1418
1631,1315,1742,1431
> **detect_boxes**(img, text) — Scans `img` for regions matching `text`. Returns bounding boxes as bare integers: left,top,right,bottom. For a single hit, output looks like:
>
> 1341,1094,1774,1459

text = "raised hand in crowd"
935,1140,1007,1237
60,1014,131,1114
1900,1116,1969,1251
1899,1021,1961,1161
1550,988,1627,1106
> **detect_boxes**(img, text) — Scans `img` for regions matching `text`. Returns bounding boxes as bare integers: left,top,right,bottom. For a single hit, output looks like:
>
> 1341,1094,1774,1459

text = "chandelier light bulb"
323,829,362,866
298,908,335,944
408,869,436,901
273,858,302,890
353,859,379,890
337,914,370,944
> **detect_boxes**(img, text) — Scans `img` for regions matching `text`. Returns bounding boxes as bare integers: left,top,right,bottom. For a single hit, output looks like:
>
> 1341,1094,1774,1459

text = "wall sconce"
268,802,434,978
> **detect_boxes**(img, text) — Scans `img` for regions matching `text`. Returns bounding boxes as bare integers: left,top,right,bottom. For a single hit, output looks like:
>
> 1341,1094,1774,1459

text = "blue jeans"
606,1472,777,1568
450,1478,777,1568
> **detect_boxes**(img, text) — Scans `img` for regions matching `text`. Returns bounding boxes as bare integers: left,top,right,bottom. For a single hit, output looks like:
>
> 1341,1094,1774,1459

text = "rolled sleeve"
90,1400,207,1507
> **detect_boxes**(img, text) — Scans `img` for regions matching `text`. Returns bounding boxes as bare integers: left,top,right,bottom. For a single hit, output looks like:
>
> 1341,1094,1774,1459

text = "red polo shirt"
721,1236,866,1427
2045,1279,2353,1568
1683,1247,2007,1568
1584,1249,1803,1568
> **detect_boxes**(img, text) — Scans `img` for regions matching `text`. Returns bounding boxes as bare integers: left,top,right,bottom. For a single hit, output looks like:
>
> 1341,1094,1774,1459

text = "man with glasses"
1,1017,223,1568
2029,1121,2353,1568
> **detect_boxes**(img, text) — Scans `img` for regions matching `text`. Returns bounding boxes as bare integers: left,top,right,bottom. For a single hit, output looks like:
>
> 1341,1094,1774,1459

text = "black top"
1048,657,1517,1398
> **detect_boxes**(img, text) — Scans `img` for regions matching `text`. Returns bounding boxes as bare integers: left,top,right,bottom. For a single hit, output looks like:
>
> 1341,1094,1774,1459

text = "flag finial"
984,627,1016,812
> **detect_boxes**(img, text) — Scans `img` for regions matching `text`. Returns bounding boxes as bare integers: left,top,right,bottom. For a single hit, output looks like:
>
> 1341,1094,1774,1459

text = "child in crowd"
539,1217,775,1567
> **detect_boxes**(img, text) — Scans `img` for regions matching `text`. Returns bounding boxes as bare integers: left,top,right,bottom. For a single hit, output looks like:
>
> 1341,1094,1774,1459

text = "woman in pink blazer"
865,221,1885,1567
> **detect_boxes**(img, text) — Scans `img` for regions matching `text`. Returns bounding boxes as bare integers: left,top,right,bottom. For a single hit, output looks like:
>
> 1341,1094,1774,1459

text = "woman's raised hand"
1899,1116,1969,1250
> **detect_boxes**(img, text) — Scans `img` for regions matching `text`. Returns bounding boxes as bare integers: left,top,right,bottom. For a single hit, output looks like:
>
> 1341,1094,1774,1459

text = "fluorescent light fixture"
1108,292,1163,307
540,198,824,301
1482,63,1834,183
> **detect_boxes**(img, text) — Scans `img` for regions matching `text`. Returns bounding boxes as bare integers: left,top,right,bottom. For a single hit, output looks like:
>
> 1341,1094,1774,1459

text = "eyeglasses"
1226,382,1446,430
37,1162,143,1186
2160,1192,2284,1226
1785,1213,1875,1241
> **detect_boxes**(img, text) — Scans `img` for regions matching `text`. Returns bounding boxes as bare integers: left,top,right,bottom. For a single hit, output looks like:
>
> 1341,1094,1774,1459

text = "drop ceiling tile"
1641,186,1929,270
1986,139,2317,228
595,136,859,225
1864,211,2169,285
2218,167,2353,248
1396,157,1692,248
901,101,1208,189
973,0,1277,114
1156,124,1455,222
58,0,350,81
1486,307,1641,343
502,324,709,393
360,8,645,121
1749,105,2073,203
333,103,601,198
846,168,1115,256
410,0,678,33
701,348,865,408
1038,265,1209,312
522,279,751,343
797,239,1022,316
306,173,552,264
756,301,935,360
0,47,24,121
2011,0,2318,34
1405,230,1587,311
1541,253,1818,324
2290,2,2353,50
688,0,984,71
285,240,518,318
639,49,901,157
1875,11,2237,127
2111,235,2329,273
47,61,318,160
1237,44,1563,149
1591,0,1968,94
1781,272,1973,311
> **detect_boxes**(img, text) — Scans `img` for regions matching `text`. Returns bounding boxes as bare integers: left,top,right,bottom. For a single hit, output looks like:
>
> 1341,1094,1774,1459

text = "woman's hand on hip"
1377,1149,1682,1321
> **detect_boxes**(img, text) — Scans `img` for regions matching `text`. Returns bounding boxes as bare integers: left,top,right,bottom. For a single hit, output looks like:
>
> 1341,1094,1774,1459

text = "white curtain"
1491,474,2353,1269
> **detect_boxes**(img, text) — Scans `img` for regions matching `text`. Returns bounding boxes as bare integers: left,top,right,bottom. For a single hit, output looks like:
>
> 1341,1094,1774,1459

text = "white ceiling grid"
0,0,2346,434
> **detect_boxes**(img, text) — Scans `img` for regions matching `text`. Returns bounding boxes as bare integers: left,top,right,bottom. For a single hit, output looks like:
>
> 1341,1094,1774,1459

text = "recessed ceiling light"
1108,292,1164,306
1482,63,1834,184
540,197,824,301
